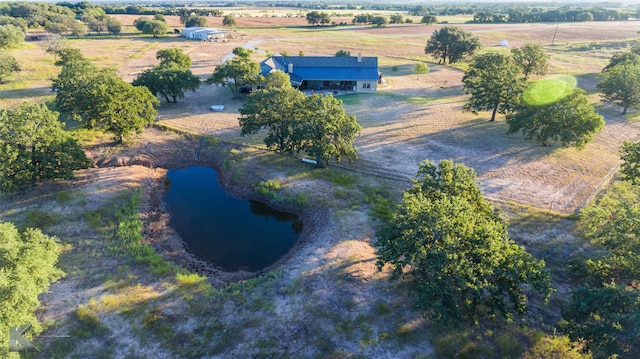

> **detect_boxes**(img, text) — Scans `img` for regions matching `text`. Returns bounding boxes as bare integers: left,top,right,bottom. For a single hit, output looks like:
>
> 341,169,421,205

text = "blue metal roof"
261,56,379,82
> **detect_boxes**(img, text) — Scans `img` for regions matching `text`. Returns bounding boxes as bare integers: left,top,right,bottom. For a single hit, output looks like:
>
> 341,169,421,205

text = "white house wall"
356,80,377,93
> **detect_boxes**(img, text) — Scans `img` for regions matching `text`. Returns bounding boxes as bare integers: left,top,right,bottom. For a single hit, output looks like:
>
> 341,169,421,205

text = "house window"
362,83,371,89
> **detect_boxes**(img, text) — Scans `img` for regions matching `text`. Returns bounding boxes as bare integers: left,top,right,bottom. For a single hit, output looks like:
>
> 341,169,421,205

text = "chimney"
288,63,293,73
357,52,362,62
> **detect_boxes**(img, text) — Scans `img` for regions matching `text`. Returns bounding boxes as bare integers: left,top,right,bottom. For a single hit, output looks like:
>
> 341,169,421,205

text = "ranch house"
181,27,227,42
260,54,380,94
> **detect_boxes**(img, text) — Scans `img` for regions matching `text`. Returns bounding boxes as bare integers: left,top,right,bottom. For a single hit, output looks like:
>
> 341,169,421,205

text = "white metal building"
181,27,227,41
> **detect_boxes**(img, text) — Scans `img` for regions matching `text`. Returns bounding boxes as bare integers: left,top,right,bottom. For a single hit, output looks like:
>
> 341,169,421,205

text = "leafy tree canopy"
185,15,207,28
80,70,159,142
0,103,92,192
239,89,361,167
511,44,549,78
621,141,640,186
597,61,640,115
463,52,526,122
413,62,429,80
142,20,168,38
156,48,192,71
222,15,236,26
294,94,361,167
206,48,263,98
0,221,64,358
133,65,200,103
334,49,351,57
264,70,292,89
563,183,640,359
421,14,437,25
239,85,305,153
0,50,20,84
425,26,481,64
603,48,640,72
306,11,330,26
0,24,25,49
507,88,604,148
376,159,551,322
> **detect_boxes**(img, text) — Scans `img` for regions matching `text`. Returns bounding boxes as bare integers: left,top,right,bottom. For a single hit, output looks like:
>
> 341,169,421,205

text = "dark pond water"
163,166,302,272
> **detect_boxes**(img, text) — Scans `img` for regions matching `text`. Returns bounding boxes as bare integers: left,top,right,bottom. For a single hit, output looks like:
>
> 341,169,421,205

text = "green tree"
134,16,151,32
376,159,551,322
86,17,106,35
603,50,640,72
563,187,640,359
507,88,604,148
79,70,159,142
205,47,263,98
621,141,640,185
239,89,361,167
334,49,351,57
133,66,200,103
51,47,85,67
44,20,68,35
222,15,236,26
156,48,192,71
597,62,640,115
425,26,481,64
0,221,64,358
421,14,438,25
293,94,361,167
0,103,92,192
413,62,429,80
389,14,403,24
0,24,25,49
185,16,207,28
51,51,96,119
0,51,20,84
68,19,87,38
463,52,526,122
153,13,165,22
239,85,305,153
371,16,388,27
306,11,330,26
562,284,640,359
142,20,168,38
511,44,549,78
264,69,291,89
105,16,122,36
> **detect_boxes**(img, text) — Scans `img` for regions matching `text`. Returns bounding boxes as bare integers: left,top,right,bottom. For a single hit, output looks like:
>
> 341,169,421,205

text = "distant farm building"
260,54,380,94
181,27,227,42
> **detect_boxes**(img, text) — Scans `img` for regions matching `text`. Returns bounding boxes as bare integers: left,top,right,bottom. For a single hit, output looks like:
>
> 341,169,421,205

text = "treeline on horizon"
2,1,639,29
97,2,640,23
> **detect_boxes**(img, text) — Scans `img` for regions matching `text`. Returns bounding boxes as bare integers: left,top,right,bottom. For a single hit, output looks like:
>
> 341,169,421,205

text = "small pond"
163,166,302,272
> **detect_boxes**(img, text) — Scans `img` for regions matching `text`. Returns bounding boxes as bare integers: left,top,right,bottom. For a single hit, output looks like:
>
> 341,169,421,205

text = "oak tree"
156,48,192,71
597,62,640,115
463,52,526,122
0,221,64,357
222,15,236,27
621,141,640,185
133,65,200,103
293,94,362,167
239,85,305,153
0,103,92,192
425,26,481,64
0,51,20,84
206,47,263,98
511,44,549,78
507,88,605,148
376,160,551,322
